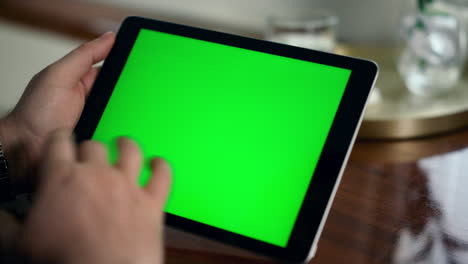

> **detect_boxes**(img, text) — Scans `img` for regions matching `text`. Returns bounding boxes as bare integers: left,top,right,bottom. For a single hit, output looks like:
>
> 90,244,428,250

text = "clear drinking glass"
398,6,467,97
265,10,339,53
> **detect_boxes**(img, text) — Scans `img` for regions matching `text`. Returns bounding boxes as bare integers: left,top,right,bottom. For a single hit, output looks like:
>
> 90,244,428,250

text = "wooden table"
2,1,468,262
160,126,468,263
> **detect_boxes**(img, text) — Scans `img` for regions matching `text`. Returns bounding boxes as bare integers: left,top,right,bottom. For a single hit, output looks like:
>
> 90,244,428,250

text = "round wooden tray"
336,45,468,140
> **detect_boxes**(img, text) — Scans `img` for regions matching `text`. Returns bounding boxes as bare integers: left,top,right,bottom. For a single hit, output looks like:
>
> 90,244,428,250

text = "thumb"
50,32,115,85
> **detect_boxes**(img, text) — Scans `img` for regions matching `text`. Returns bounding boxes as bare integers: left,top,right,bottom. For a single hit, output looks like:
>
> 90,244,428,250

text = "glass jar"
397,0,467,97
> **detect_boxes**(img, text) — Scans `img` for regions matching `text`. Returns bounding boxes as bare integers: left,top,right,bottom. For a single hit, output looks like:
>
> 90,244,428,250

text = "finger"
77,140,108,164
43,129,76,165
50,32,115,87
145,157,172,210
79,66,101,96
115,137,143,182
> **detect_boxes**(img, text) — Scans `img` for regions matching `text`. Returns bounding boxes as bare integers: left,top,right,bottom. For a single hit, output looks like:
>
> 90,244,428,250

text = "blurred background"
0,0,467,138
80,0,408,44
2,2,468,264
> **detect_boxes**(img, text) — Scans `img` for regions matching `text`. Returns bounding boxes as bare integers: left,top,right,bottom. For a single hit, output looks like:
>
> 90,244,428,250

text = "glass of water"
398,9,467,97
265,10,339,53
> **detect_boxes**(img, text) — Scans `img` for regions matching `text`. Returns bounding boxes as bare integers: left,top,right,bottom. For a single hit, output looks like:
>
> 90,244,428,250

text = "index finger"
145,157,172,210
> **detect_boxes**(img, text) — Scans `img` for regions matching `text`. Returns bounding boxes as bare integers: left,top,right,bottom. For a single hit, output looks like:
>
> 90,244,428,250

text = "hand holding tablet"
75,17,378,263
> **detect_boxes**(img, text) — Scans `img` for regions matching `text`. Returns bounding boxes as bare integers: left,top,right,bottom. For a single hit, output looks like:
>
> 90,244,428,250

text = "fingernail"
92,31,114,43
115,136,126,145
116,137,140,149
100,31,114,38
117,136,135,142
152,157,171,173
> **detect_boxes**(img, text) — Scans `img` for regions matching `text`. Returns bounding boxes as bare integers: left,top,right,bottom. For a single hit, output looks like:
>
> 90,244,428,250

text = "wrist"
0,116,17,171
0,116,33,188
0,116,19,157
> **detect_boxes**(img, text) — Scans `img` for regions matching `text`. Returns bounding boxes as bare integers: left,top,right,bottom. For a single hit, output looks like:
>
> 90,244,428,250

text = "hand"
20,131,172,264
0,32,115,184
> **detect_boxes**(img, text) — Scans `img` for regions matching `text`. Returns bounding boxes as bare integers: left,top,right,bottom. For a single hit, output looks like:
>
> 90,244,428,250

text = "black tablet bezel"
74,16,377,263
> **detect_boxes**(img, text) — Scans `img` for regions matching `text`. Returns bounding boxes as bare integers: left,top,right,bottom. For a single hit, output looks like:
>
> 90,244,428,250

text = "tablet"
74,16,378,263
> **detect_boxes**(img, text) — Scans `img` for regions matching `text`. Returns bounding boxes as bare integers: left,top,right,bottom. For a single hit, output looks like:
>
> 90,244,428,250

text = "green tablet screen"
92,29,351,247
